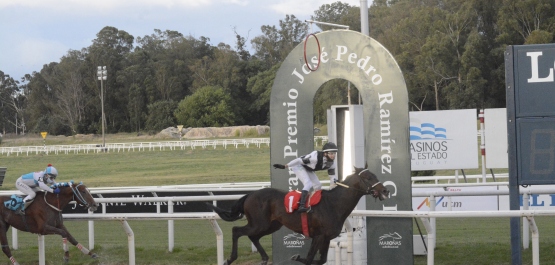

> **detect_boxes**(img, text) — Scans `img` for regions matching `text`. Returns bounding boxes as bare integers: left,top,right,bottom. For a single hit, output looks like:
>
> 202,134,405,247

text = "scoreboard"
507,44,555,185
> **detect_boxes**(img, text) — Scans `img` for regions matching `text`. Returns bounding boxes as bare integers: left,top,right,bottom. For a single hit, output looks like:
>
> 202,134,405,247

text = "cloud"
0,0,370,78
270,0,321,16
0,0,215,12
17,38,69,69
269,0,364,16
223,0,249,6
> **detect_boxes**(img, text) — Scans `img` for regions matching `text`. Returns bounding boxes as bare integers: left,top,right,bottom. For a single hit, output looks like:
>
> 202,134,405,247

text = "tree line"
1,0,554,136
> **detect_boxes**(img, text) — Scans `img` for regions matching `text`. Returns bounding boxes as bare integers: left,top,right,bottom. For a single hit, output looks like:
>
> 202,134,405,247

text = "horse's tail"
206,194,248,222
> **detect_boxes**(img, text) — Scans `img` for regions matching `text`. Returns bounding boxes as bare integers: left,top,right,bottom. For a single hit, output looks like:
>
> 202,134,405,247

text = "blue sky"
0,0,366,80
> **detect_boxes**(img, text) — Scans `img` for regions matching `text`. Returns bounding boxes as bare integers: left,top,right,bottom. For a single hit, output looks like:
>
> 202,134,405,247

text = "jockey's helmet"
322,142,338,153
44,164,58,179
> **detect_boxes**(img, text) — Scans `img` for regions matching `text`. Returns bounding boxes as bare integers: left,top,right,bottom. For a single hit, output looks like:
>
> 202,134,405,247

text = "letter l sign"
527,51,554,83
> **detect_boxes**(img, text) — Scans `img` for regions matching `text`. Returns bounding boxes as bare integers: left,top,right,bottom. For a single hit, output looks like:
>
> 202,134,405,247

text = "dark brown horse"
207,166,389,265
0,181,99,265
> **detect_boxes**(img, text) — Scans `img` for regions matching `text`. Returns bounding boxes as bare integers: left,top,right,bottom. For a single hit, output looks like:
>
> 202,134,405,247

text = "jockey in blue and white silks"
15,164,60,214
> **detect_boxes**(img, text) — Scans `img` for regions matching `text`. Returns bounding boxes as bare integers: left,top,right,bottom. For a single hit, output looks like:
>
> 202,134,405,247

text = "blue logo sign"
410,122,447,140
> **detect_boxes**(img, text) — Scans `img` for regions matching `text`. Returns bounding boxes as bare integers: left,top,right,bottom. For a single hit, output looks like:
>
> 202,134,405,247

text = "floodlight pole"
360,0,369,36
97,66,107,148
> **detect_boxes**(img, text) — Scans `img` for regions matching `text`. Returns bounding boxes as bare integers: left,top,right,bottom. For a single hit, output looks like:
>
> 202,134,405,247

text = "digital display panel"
508,44,555,185
517,118,555,184
505,43,555,265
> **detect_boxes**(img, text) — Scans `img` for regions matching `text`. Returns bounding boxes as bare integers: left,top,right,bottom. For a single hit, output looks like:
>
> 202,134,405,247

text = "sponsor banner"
62,191,239,214
378,232,403,249
282,232,307,249
484,108,509,169
413,186,498,211
498,185,555,210
410,109,478,170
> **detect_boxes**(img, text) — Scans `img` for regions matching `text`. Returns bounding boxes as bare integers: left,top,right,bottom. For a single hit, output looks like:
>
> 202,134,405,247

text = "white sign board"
410,109,478,170
413,186,498,211
484,108,508,168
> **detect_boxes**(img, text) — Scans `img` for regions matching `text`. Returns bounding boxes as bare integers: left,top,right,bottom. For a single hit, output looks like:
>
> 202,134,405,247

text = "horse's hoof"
260,261,268,265
63,256,69,263
90,252,99,259
290,254,300,261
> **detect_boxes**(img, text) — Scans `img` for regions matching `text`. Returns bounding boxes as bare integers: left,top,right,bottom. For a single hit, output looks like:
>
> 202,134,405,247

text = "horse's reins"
44,192,62,212
336,169,381,194
44,182,91,212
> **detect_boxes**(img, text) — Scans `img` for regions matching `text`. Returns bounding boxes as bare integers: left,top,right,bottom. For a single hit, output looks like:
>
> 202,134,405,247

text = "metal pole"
101,78,105,147
97,66,107,149
523,193,530,249
360,0,369,36
348,82,351,105
479,110,486,182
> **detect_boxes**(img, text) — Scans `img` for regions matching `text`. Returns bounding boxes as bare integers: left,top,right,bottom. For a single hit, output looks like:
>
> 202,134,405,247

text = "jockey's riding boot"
16,200,29,215
297,190,310,213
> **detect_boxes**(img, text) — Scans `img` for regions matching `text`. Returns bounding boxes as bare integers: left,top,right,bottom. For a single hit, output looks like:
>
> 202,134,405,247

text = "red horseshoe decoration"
303,33,321,72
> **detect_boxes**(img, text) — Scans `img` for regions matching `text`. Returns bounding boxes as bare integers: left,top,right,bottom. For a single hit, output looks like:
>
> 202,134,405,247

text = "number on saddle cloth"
4,195,24,211
284,190,323,213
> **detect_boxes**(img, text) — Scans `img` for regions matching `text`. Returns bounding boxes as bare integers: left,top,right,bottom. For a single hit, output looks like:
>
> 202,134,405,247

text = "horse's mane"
340,167,364,185
36,181,84,197
55,181,82,187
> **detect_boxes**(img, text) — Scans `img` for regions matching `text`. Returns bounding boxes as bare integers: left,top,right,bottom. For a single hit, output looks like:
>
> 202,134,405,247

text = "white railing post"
523,192,530,249
120,220,135,265
88,209,95,250
209,219,224,265
168,200,174,252
429,195,436,251
421,217,434,265
12,228,18,249
526,217,539,265
38,235,45,265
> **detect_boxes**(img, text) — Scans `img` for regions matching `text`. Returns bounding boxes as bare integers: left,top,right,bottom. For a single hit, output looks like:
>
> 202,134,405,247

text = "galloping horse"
207,166,390,265
0,181,99,265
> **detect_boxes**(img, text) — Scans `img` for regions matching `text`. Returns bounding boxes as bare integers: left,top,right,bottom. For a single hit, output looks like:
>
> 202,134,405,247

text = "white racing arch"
270,30,412,264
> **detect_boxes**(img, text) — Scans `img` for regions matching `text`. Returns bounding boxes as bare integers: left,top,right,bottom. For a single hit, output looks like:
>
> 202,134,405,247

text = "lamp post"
97,66,107,148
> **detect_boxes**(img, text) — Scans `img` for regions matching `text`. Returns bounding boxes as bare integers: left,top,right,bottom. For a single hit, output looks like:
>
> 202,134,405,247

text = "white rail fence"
351,209,553,265
0,138,271,156
0,136,329,156
6,181,555,265
412,172,509,184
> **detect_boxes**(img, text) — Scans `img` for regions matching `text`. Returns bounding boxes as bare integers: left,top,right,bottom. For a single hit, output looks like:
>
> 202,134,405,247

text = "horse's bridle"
336,169,381,195
357,169,381,195
70,183,93,209
44,182,93,211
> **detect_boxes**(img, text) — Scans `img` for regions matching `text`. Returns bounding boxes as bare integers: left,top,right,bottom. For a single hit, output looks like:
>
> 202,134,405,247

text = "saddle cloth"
284,190,322,213
4,195,24,211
